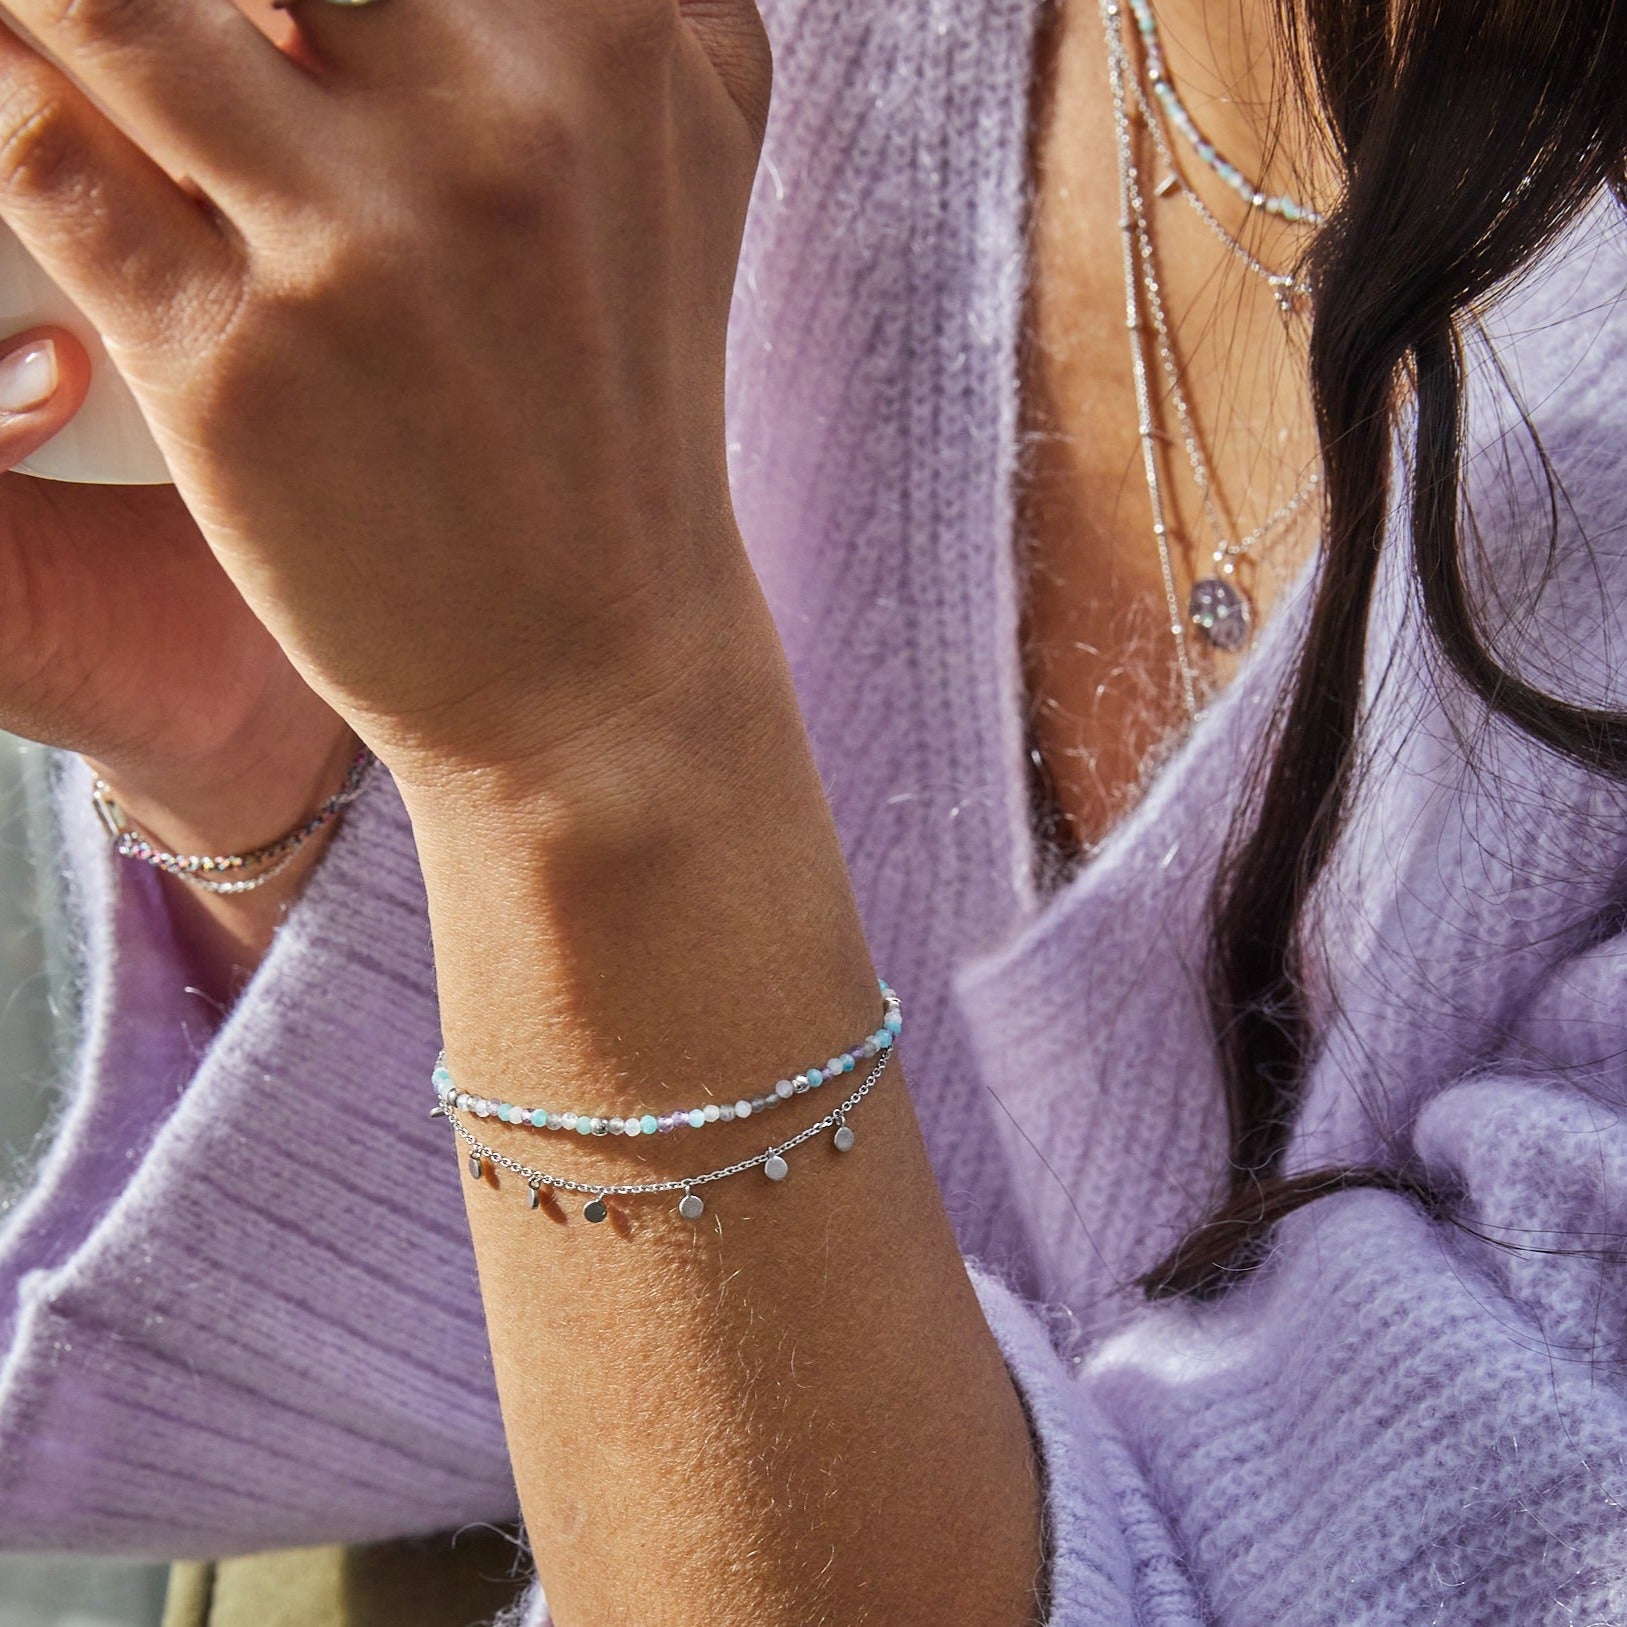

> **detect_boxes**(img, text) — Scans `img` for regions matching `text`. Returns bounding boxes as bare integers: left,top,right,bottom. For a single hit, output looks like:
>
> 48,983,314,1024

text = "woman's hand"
0,0,772,798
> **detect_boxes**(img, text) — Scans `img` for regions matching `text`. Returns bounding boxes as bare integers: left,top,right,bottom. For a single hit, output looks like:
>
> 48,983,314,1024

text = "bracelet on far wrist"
90,741,378,897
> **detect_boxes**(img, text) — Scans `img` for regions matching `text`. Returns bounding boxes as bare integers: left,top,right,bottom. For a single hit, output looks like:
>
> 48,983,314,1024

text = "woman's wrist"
398,564,870,1105
83,721,366,1007
399,563,1047,1625
81,694,360,864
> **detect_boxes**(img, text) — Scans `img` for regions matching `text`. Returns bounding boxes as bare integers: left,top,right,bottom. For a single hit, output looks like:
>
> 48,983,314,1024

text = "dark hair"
1144,0,1627,1298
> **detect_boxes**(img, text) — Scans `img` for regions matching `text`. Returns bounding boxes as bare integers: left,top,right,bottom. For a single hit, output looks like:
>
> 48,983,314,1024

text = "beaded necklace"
1125,0,1323,227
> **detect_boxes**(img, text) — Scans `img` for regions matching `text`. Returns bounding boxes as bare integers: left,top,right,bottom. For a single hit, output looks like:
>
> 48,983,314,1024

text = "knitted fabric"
3,0,1626,1618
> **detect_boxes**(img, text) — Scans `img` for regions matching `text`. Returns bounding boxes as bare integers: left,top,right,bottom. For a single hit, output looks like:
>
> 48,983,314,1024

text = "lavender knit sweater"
4,0,1627,1618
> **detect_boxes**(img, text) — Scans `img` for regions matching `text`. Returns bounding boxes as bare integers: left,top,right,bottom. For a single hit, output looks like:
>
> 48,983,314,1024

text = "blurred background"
0,734,167,1627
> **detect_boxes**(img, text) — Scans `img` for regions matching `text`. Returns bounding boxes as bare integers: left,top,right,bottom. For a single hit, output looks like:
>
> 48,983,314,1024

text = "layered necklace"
1097,0,1322,716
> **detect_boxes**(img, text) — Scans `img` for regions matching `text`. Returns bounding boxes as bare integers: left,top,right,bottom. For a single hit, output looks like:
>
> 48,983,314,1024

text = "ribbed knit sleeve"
0,752,212,1352
1073,1077,1627,1623
0,750,516,1556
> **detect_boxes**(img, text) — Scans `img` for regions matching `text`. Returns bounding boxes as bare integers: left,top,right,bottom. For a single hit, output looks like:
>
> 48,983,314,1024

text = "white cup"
0,0,292,485
2,226,173,484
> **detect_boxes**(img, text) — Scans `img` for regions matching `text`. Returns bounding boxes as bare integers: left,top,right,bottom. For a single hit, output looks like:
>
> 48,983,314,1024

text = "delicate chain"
1131,72,1312,310
93,744,378,894
1124,105,1322,583
1103,0,1200,717
446,1044,893,1222
1102,0,1322,682
182,844,306,896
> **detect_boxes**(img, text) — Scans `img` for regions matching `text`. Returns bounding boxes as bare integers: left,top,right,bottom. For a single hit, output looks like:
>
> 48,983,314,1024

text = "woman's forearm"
398,560,1047,1626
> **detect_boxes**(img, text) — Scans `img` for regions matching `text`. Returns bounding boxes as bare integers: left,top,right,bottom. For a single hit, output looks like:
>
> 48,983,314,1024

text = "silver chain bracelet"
92,744,377,895
440,1043,893,1224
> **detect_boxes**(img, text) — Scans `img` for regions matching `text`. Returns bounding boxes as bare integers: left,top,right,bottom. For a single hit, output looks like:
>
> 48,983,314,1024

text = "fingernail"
0,339,58,413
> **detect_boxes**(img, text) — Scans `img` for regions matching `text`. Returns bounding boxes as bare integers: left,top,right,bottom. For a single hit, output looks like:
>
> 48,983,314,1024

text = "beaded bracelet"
92,744,378,895
431,978,901,1137
446,1042,893,1223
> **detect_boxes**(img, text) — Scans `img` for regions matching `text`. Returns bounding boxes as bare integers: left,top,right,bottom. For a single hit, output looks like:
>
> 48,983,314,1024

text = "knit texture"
4,0,1627,1617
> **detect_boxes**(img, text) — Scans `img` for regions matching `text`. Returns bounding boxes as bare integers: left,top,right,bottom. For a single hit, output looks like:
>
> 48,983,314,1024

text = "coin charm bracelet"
433,979,903,1224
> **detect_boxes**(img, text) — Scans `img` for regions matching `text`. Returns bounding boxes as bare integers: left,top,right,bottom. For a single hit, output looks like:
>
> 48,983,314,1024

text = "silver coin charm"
583,1197,609,1224
833,1123,856,1152
1189,577,1252,651
468,1151,482,1180
678,1191,705,1220
763,1153,789,1182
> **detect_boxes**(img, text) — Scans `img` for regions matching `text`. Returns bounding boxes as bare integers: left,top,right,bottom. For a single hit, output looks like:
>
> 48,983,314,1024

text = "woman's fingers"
0,0,321,196
0,36,243,355
0,326,84,466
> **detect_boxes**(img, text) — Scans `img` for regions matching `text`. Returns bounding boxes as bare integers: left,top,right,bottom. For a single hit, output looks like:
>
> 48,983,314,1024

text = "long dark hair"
1144,0,1627,1297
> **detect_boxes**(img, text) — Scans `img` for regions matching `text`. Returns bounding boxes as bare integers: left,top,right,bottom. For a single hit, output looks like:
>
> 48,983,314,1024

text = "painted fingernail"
0,340,57,413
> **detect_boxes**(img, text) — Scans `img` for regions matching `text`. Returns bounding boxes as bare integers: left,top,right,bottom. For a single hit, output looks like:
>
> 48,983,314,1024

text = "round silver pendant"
583,1197,609,1224
678,1192,705,1220
763,1153,789,1182
833,1124,856,1152
1189,577,1252,651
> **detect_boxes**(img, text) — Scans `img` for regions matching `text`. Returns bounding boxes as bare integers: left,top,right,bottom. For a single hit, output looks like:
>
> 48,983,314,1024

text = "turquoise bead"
884,1012,903,1033
806,1069,823,1087
687,1109,706,1129
878,1030,894,1048
531,1109,547,1128
842,1056,856,1072
641,1114,659,1135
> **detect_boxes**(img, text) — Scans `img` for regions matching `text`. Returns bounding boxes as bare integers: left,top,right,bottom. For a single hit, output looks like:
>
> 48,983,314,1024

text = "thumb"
682,0,773,148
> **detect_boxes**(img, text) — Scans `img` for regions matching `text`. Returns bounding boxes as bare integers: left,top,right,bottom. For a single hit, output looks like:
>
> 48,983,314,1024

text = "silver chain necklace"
1132,70,1312,313
1099,0,1321,702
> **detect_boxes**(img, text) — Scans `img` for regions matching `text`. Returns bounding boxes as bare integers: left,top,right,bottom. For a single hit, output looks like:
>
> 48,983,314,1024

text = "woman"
0,0,1623,1616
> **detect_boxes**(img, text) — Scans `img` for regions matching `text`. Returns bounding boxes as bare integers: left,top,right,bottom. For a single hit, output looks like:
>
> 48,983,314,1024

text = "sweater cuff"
0,752,207,1348
965,1256,1188,1627
0,756,513,1556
